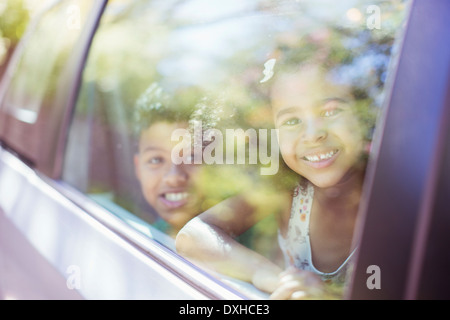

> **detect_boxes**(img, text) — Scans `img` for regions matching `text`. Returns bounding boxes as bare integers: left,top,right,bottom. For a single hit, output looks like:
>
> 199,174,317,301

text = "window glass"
0,0,93,123
64,0,409,298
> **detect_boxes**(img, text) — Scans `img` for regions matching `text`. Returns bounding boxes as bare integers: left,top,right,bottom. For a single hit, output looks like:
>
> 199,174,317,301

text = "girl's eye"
321,108,342,118
321,98,347,117
282,118,301,126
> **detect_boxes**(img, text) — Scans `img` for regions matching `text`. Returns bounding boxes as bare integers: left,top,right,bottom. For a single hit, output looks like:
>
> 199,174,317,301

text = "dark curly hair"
133,82,204,138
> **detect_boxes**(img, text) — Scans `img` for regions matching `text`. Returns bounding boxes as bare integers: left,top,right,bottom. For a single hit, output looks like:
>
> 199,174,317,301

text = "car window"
0,0,94,124
63,0,410,298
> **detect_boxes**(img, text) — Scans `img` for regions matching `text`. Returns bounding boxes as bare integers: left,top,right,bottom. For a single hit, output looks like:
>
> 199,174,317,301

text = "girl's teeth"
164,192,188,202
304,150,337,162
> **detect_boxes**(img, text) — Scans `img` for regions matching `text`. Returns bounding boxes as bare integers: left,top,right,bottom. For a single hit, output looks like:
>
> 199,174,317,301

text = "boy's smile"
134,121,203,231
159,190,190,209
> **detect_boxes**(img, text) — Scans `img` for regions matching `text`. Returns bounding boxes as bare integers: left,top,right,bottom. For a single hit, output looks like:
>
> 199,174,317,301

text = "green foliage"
0,0,29,68
0,0,29,43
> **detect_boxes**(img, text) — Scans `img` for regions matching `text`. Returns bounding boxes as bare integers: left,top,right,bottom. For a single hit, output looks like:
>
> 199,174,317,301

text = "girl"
175,61,375,299
269,64,369,298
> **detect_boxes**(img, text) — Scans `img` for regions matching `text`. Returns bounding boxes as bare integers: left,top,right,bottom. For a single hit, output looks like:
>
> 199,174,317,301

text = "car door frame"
347,0,450,300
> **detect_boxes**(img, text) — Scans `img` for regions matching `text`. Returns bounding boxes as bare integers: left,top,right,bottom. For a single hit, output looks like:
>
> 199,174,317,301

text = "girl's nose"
163,164,188,186
302,118,327,144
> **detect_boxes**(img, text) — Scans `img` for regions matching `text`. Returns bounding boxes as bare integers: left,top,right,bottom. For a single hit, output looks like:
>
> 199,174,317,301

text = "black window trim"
347,0,450,300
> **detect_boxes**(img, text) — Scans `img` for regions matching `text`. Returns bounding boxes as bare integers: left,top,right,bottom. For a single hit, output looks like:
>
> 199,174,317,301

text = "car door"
1,0,448,301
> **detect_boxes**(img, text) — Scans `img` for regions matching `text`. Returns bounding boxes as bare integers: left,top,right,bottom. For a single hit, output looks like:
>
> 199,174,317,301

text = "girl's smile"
271,65,366,188
299,148,340,169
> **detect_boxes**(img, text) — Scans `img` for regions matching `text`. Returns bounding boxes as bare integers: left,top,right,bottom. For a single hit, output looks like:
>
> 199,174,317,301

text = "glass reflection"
67,0,409,299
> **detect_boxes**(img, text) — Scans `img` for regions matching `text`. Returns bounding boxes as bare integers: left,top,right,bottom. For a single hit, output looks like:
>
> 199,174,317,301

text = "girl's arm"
175,195,283,293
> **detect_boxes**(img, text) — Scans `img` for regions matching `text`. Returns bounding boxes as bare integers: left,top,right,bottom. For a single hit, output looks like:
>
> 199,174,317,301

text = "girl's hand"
269,267,326,300
251,265,284,293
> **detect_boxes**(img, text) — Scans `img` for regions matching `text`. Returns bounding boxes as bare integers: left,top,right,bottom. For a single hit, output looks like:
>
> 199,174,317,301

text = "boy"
133,82,205,235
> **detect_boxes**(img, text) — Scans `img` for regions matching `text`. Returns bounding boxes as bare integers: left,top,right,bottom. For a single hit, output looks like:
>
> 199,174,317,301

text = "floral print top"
278,183,356,284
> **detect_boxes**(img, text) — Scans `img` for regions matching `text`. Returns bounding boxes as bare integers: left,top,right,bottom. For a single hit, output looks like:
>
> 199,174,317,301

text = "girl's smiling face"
271,65,366,189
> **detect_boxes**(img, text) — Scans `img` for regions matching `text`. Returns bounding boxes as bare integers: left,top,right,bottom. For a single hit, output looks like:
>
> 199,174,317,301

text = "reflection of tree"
0,0,29,77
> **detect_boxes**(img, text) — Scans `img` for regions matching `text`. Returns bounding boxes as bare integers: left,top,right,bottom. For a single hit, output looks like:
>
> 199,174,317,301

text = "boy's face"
271,66,366,189
134,121,202,231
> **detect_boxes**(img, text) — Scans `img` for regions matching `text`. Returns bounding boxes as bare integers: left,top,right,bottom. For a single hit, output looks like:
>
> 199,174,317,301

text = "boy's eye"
282,117,301,126
147,157,164,165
